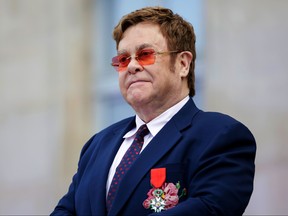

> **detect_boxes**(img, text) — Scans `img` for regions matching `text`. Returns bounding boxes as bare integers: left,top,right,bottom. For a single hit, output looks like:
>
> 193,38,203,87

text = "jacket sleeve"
150,122,256,216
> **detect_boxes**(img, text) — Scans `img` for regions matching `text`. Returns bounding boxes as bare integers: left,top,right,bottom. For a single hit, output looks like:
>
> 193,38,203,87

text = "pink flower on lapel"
162,182,179,209
143,198,152,209
143,181,186,212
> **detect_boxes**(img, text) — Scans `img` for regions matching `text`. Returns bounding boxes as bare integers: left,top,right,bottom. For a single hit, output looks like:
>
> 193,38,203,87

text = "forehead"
118,22,167,53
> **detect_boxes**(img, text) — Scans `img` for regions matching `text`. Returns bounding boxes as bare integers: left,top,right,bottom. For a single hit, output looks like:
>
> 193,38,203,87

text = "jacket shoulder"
195,110,244,127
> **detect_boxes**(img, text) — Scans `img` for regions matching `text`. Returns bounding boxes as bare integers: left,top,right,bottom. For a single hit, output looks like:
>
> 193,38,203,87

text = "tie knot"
136,124,149,138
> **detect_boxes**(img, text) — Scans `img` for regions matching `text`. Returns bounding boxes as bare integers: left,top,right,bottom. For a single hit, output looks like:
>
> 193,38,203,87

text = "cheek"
154,73,167,88
118,75,127,93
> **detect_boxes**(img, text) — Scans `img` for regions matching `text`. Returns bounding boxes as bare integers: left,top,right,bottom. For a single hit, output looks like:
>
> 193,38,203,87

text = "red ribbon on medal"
150,168,166,188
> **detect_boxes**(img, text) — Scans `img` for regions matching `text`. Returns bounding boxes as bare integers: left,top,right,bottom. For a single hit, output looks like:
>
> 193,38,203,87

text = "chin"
127,94,149,106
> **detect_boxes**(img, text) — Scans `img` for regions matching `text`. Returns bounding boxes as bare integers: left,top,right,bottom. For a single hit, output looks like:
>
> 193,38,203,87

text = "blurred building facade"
0,0,93,213
0,0,287,214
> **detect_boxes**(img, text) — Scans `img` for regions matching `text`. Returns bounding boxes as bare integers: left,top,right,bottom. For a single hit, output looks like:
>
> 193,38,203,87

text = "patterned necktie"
106,124,149,212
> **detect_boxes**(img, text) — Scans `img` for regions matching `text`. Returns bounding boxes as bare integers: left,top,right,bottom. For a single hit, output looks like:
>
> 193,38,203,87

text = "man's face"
117,22,188,115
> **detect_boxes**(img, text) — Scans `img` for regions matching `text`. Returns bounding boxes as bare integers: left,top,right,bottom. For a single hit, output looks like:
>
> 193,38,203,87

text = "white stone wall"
0,0,92,214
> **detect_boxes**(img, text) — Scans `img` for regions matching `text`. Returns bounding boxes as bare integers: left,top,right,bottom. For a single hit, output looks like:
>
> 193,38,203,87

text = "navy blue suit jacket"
51,98,256,215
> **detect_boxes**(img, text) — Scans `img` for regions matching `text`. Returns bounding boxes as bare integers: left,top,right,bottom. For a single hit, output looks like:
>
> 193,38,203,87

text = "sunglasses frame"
111,49,180,72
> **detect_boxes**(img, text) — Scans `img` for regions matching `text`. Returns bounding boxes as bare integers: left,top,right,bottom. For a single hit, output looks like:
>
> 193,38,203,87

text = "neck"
133,95,189,123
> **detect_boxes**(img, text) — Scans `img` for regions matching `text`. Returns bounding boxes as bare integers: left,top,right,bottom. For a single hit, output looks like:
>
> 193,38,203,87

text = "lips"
127,79,148,88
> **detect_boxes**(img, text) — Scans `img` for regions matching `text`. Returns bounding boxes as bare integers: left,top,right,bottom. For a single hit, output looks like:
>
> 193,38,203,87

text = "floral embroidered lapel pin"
143,167,186,213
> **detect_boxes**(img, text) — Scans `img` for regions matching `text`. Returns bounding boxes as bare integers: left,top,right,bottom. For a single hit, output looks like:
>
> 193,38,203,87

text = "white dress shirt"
106,96,189,196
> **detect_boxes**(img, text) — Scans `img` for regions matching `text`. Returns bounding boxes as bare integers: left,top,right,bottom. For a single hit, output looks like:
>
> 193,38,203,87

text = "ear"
178,51,193,78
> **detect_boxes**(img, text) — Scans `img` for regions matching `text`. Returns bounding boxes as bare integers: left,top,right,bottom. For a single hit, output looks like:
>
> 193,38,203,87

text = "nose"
127,57,143,74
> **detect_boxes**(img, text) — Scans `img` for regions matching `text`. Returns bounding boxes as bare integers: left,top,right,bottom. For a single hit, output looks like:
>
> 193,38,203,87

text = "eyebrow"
117,43,153,55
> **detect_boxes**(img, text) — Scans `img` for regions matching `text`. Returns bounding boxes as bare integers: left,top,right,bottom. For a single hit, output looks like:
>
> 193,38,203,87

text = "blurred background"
0,0,287,214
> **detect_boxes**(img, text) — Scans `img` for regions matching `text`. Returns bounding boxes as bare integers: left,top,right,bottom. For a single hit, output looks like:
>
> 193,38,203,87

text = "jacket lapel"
109,98,200,215
89,118,135,215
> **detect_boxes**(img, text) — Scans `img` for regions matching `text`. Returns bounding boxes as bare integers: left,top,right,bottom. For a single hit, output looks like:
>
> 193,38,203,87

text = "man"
51,6,256,216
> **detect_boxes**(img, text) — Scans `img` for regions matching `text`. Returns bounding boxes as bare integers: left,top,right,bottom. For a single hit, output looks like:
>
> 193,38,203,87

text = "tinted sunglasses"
111,49,180,72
